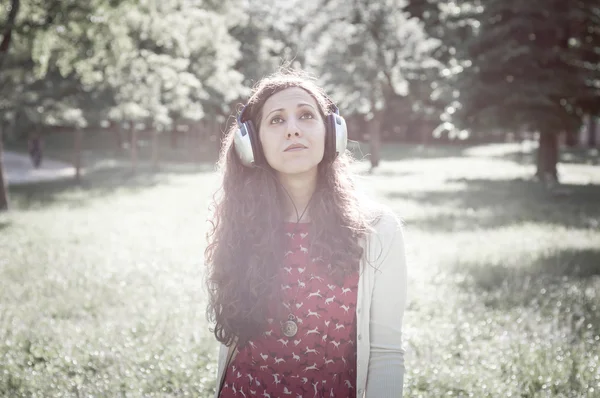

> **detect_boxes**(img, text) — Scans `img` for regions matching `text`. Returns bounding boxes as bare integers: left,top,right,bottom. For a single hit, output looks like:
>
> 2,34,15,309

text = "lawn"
1,142,599,397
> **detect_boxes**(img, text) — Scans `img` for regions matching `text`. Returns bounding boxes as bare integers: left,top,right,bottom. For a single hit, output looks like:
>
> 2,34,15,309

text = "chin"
276,162,319,176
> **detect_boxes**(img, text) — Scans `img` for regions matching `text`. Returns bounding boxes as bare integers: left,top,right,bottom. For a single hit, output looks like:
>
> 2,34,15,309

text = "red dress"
219,222,359,398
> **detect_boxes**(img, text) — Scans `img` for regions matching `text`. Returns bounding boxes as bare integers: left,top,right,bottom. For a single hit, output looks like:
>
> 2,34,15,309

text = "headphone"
233,97,348,167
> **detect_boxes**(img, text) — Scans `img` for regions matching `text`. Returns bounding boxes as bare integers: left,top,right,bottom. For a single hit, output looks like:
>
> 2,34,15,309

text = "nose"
286,117,301,138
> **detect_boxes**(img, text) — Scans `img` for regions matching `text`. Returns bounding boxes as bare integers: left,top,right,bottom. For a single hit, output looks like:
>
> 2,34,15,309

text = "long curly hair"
205,70,377,347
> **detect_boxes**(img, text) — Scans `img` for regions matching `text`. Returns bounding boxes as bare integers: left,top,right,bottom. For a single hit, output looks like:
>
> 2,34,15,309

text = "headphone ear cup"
233,120,261,167
334,114,348,156
324,113,347,161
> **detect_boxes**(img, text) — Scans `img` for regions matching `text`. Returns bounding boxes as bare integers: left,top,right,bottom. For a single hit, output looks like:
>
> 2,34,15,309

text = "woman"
205,70,408,397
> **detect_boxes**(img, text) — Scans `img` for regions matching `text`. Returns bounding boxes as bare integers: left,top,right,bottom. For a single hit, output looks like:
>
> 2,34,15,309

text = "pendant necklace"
281,314,298,338
279,213,310,338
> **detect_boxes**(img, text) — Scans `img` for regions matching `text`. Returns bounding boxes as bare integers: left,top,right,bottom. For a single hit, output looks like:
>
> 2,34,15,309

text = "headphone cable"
256,164,314,227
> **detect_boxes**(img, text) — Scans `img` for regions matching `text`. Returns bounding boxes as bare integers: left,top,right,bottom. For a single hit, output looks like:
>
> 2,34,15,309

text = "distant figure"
28,133,43,168
205,69,409,398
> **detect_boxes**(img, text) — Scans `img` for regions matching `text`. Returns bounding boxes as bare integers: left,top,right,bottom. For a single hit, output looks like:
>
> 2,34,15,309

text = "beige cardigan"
213,208,408,397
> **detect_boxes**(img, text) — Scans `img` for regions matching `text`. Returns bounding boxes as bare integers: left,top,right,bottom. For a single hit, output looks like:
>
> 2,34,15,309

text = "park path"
3,151,75,185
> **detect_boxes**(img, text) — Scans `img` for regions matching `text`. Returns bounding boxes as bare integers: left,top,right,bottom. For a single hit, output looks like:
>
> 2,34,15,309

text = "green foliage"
307,0,440,117
407,0,600,136
0,0,246,135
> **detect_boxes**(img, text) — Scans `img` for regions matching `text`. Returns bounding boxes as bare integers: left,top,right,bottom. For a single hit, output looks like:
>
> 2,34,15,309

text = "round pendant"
281,318,298,338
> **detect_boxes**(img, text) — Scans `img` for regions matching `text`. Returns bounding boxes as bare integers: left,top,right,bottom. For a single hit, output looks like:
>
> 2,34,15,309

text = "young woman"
205,70,408,397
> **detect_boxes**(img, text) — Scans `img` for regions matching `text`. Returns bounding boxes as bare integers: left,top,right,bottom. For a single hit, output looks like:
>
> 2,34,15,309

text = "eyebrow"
265,103,316,119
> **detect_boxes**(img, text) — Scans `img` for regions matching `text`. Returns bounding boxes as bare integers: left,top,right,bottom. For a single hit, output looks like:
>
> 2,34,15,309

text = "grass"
1,141,600,397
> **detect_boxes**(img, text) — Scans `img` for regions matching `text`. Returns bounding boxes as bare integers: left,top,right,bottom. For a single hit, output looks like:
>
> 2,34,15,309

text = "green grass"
1,142,600,397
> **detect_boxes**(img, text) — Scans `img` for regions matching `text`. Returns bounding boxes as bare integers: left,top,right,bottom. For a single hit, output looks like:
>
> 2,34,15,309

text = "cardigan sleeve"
366,212,408,397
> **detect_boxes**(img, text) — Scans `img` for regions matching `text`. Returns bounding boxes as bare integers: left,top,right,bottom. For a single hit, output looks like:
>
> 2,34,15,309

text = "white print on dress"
306,310,320,319
303,363,318,372
272,373,280,384
341,287,351,295
305,326,320,336
307,290,322,299
325,296,335,305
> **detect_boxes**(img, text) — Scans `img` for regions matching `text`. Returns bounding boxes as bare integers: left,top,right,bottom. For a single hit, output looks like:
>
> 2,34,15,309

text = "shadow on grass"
390,178,600,231
455,248,600,331
0,220,11,231
350,141,473,163
9,163,216,210
499,151,600,167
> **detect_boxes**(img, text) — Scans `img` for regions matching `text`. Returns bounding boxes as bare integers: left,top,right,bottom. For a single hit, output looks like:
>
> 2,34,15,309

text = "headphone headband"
233,93,347,167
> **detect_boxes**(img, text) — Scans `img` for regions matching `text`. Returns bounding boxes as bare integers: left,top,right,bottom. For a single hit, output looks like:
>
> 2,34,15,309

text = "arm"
366,213,408,397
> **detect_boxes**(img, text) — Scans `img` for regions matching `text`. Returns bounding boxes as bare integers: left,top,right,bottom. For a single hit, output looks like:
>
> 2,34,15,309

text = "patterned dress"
219,222,359,398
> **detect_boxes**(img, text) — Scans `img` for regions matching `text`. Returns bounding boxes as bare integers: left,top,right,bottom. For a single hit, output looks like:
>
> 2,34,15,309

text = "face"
258,87,326,177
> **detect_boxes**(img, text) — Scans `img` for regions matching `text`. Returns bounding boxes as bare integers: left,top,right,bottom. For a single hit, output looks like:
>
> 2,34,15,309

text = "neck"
278,170,318,223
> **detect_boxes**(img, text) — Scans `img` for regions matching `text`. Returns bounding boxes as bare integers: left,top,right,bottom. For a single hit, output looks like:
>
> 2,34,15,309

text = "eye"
269,116,283,124
300,111,315,119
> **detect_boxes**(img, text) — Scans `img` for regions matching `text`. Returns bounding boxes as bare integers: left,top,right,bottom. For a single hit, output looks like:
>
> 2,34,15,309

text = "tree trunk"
170,119,179,149
130,125,138,173
368,112,383,171
536,132,559,183
0,123,9,211
73,127,83,182
588,116,597,148
152,130,160,171
0,0,20,72
114,123,123,150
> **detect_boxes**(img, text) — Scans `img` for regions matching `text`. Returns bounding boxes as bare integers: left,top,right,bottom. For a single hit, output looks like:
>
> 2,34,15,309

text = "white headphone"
233,99,348,167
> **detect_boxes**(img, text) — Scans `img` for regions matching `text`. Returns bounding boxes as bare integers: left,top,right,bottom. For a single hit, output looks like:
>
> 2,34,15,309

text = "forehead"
262,87,319,113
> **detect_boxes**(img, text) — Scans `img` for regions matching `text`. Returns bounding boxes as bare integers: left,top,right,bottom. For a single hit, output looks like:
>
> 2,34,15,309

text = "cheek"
259,133,280,160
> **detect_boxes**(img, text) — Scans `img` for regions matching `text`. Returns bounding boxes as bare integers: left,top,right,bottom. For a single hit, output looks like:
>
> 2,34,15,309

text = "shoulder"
362,202,406,267
365,201,403,237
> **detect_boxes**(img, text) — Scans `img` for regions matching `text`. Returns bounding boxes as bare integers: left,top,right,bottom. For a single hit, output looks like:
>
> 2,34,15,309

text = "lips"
284,143,307,152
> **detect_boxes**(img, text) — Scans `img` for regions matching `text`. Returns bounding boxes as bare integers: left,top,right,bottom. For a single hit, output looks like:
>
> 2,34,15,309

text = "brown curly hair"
205,70,376,347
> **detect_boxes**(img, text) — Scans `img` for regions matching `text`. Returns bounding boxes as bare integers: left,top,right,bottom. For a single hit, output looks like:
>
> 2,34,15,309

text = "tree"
307,0,438,169
407,0,600,181
455,0,587,182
